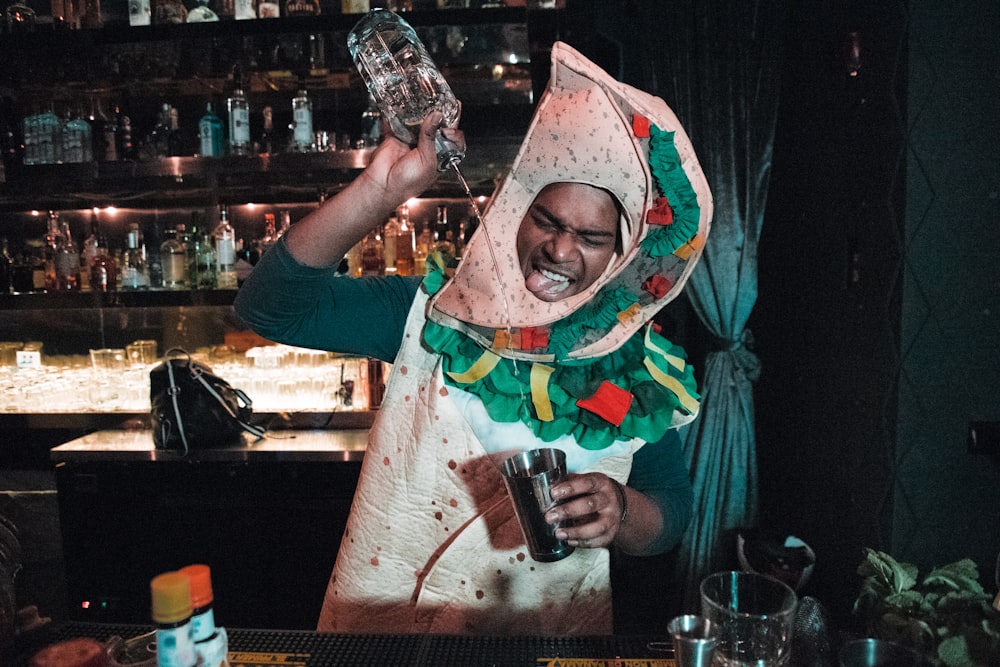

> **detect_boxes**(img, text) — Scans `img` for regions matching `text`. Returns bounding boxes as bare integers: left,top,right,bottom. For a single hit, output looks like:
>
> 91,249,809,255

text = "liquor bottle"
80,210,100,291
89,234,117,293
213,207,237,289
360,229,384,276
147,103,173,159
381,214,399,274
290,87,314,153
347,8,464,170
0,238,12,294
258,106,274,155
129,0,152,25
199,103,224,157
394,204,415,276
413,219,431,275
359,94,381,148
433,204,455,262
234,0,255,19
275,209,292,239
61,105,92,164
227,68,251,156
257,0,279,17
36,103,62,165
161,224,188,289
167,106,184,156
122,222,149,290
186,0,220,21
55,220,82,291
258,213,277,255
43,211,63,291
114,104,135,161
150,571,197,667
285,0,318,16
213,0,235,19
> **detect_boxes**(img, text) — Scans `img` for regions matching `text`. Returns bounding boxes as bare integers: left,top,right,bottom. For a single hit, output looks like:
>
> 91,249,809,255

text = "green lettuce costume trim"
421,266,699,451
641,126,702,258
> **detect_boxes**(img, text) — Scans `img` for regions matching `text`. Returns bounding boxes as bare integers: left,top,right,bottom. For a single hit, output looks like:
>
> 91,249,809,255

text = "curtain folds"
633,0,785,611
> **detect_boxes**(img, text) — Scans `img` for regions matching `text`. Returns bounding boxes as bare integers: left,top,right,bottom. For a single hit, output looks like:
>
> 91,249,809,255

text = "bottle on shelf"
433,204,456,263
0,237,13,294
167,106,184,156
382,213,400,275
394,204,415,276
413,219,431,276
213,206,238,289
114,103,135,161
145,103,173,159
186,0,219,21
275,209,292,239
187,216,217,290
257,0,279,18
80,210,100,291
61,105,92,164
199,102,224,158
89,233,117,293
54,220,81,291
43,211,63,291
122,222,149,290
161,224,188,290
258,213,278,256
360,228,384,276
227,67,251,156
129,0,151,24
358,94,382,148
290,86,314,153
258,105,274,155
234,0,255,19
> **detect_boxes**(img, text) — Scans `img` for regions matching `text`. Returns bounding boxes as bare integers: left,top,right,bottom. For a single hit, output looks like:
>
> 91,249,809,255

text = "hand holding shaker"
501,448,574,563
347,9,465,171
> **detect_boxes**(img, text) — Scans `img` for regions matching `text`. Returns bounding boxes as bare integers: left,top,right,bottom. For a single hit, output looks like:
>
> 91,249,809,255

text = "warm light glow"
105,207,119,216
81,600,91,609
493,64,505,80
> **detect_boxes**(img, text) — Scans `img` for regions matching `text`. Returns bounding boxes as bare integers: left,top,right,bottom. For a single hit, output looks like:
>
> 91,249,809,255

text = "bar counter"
49,428,371,463
15,621,676,667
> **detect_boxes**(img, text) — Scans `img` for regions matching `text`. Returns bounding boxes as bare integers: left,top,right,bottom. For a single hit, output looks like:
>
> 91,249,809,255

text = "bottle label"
229,106,250,147
156,624,196,667
292,106,313,148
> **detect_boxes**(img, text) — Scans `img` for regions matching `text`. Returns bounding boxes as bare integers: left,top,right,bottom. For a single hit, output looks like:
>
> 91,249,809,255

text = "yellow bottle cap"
150,571,192,624
180,563,214,608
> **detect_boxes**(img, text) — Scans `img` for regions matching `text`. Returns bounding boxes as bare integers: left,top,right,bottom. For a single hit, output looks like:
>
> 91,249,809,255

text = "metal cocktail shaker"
347,9,465,171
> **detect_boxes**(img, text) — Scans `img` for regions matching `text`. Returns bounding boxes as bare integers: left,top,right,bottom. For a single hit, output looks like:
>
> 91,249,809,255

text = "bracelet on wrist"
613,479,629,526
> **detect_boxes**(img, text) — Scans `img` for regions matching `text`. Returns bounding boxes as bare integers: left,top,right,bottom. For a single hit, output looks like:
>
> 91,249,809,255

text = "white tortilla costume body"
318,42,713,635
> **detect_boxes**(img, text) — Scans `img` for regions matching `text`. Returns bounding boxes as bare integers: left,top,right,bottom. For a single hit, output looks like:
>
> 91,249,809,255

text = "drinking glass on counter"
700,571,798,667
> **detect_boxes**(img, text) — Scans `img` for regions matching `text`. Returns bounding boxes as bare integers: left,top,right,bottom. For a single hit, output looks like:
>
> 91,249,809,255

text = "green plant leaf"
936,634,971,667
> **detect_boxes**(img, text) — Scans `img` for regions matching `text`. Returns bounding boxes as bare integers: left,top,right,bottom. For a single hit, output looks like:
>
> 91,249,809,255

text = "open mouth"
525,266,574,300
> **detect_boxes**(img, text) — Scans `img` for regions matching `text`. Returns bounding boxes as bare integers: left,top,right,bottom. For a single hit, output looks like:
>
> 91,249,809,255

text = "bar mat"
16,621,673,666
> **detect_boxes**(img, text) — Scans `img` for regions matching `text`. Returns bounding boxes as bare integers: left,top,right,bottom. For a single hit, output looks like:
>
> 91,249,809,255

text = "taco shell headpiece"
428,42,712,362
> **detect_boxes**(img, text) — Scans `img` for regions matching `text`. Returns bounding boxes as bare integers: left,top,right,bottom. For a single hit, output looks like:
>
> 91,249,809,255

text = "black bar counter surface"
15,621,677,666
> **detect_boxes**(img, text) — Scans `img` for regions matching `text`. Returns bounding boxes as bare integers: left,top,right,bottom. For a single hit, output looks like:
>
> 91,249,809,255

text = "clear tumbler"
347,9,464,170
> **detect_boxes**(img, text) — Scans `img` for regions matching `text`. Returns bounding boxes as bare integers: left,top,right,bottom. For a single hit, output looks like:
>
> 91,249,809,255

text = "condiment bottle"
151,571,196,667
179,564,228,667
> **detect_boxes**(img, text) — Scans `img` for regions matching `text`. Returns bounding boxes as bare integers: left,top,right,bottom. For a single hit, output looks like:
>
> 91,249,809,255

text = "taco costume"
236,42,712,635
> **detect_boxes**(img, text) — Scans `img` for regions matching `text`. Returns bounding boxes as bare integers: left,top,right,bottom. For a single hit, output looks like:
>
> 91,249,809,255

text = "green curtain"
631,0,786,611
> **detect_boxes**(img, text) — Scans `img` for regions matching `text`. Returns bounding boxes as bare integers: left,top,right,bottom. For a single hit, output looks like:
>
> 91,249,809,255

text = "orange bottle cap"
150,571,192,624
179,563,214,608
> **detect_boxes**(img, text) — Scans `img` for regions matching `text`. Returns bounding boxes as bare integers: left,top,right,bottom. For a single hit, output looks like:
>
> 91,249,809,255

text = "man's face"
516,182,620,302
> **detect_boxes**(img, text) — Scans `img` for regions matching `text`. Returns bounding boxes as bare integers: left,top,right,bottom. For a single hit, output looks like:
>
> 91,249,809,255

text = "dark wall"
755,0,1000,629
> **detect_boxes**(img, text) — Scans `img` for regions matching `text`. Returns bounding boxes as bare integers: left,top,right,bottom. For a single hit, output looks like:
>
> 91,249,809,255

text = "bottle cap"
150,571,192,624
180,563,214,608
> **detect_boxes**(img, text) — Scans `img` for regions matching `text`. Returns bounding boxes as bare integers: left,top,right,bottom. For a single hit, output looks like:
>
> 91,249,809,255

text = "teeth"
540,268,569,283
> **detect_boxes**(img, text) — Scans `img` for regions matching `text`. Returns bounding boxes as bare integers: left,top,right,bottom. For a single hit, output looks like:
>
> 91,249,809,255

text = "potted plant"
852,548,1000,666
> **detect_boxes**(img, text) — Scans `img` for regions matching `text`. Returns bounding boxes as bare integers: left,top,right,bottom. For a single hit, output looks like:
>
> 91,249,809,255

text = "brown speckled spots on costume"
448,459,457,470
404,395,411,402
508,556,516,565
449,498,458,508
435,511,443,521
383,456,391,466
516,552,526,562
442,437,449,444
370,557,379,566
439,386,449,397
400,366,408,375
476,590,485,600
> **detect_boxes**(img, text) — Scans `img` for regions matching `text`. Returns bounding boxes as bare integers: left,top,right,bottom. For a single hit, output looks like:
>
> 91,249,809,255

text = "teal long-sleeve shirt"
234,236,693,555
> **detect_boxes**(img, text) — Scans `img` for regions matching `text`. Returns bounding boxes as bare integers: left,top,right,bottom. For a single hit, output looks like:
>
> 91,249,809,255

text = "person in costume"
234,43,712,635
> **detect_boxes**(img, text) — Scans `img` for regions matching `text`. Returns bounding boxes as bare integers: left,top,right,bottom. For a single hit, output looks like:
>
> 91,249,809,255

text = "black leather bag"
150,348,265,453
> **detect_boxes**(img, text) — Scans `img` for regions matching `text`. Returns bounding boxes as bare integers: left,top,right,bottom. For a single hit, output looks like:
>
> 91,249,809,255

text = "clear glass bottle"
358,94,382,148
234,0,255,19
167,106,184,156
360,229,384,276
36,102,62,165
62,105,92,164
433,204,455,260
89,234,117,293
381,214,400,275
347,8,464,170
213,207,237,289
227,68,251,156
122,222,149,290
290,87,314,153
43,211,63,291
259,105,274,155
186,0,219,21
161,224,188,290
394,204,415,276
55,220,81,290
199,102,224,157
